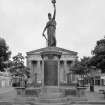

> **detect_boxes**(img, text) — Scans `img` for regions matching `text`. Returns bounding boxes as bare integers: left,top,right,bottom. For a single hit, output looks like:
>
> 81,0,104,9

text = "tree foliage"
10,53,30,78
71,57,90,75
0,38,11,71
90,37,105,72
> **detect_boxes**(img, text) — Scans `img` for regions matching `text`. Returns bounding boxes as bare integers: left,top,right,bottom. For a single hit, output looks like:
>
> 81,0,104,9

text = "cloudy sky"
0,0,105,59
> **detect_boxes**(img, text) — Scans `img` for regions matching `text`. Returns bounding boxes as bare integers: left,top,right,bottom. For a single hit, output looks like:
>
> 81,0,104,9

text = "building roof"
26,47,77,55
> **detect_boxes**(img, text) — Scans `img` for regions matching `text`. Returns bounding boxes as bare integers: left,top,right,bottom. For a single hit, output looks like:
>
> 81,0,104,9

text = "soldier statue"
42,0,56,47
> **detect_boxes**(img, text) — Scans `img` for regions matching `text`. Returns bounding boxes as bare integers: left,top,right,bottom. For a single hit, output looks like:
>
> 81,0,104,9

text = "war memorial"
24,0,86,104
25,0,80,103
26,0,77,88
24,0,88,104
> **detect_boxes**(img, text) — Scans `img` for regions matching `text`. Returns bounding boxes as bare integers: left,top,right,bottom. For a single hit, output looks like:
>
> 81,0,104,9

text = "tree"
10,53,30,78
9,53,30,87
71,57,91,86
0,37,11,71
90,37,105,73
71,57,90,75
71,60,83,75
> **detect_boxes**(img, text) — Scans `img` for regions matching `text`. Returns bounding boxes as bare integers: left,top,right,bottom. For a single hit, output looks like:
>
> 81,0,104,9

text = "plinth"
40,47,62,87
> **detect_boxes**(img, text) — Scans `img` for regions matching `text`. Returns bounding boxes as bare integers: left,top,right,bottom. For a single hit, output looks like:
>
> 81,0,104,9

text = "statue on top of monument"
42,0,56,47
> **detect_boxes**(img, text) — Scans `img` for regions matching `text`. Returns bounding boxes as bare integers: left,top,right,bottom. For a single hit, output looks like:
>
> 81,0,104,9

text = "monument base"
40,86,64,99
40,47,62,87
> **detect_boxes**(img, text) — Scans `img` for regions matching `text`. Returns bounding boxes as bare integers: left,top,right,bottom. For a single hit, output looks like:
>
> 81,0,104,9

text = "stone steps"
34,103,66,105
68,97,88,102
35,98,66,105
14,87,89,105
34,97,88,105
39,93,64,99
39,87,64,99
38,97,67,103
42,86,62,92
34,87,66,105
35,87,87,105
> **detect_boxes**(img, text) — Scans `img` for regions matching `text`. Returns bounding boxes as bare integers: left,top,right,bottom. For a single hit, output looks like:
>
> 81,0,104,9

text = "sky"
0,0,105,59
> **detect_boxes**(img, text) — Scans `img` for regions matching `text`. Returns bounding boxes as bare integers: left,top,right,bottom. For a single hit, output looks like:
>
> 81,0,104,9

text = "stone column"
29,61,33,75
70,61,75,83
64,61,67,82
30,61,35,85
58,59,60,88
37,61,41,71
100,79,103,86
37,61,41,82
42,59,44,88
70,71,72,83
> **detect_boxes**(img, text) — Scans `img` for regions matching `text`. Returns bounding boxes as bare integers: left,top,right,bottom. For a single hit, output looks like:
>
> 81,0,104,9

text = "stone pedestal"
40,47,62,87
40,47,62,98
44,60,58,86
40,86,64,99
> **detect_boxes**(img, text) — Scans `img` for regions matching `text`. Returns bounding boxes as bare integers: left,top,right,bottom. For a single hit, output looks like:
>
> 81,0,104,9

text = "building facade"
0,71,11,88
26,47,78,86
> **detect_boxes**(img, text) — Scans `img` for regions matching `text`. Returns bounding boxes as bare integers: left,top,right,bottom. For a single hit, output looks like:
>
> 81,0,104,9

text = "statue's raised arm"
53,4,56,20
52,0,56,20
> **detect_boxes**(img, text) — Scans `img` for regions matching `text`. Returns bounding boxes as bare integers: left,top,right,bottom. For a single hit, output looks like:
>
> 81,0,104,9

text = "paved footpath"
0,87,17,101
0,86,105,105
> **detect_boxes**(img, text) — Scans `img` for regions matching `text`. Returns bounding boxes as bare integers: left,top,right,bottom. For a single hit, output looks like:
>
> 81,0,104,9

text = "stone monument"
26,0,78,99
41,0,61,87
25,1,88,104
41,48,62,87
40,0,63,97
27,0,77,89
